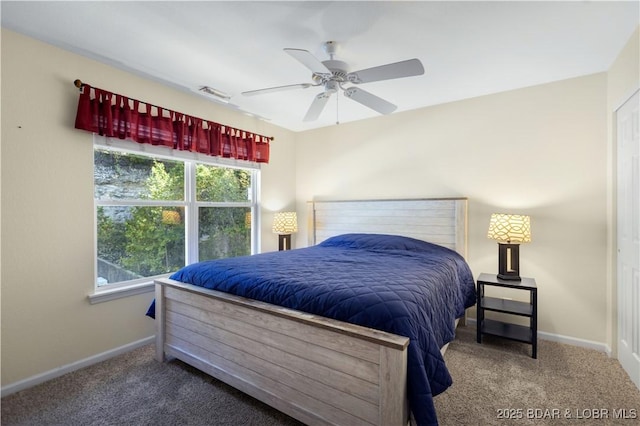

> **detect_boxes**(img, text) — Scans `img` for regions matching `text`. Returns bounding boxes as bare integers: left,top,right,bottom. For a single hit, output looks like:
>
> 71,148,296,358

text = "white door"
617,89,640,390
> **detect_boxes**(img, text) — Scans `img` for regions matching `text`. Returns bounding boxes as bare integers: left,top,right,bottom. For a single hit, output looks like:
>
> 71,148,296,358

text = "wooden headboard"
307,198,468,257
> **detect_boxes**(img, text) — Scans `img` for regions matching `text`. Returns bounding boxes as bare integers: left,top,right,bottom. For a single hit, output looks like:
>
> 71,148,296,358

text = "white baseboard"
1,336,155,398
465,318,611,355
537,330,612,356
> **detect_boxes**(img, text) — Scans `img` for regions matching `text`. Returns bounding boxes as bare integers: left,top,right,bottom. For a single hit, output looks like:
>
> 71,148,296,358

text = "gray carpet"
434,326,639,425
2,325,639,425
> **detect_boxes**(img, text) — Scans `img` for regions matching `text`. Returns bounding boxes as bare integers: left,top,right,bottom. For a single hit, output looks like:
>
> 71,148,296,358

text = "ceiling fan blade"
284,48,332,76
242,83,313,96
348,59,424,84
303,92,332,121
343,87,397,115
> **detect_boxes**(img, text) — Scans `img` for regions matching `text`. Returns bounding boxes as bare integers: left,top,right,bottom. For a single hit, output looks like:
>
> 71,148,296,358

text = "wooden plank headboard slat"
307,198,468,257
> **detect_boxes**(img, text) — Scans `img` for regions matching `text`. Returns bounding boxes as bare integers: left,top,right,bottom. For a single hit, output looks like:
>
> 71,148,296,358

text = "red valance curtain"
74,83,270,163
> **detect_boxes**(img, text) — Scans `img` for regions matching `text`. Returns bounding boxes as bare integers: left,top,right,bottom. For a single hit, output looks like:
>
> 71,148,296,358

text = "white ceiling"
2,1,638,132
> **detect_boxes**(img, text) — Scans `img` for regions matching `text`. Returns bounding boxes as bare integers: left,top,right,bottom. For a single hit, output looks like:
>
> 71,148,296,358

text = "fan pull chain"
336,92,340,125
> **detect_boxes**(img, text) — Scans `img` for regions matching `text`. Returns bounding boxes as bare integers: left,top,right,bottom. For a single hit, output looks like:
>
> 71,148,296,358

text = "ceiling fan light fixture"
324,80,339,94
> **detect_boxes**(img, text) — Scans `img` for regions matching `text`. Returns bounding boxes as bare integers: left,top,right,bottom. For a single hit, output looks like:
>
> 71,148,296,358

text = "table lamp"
487,213,531,281
272,211,298,251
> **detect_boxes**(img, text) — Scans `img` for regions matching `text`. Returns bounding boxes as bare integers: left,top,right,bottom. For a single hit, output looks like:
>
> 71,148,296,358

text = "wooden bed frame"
155,198,468,426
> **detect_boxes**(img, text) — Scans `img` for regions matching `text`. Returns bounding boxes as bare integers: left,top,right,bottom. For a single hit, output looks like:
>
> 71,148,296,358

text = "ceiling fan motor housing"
313,59,349,84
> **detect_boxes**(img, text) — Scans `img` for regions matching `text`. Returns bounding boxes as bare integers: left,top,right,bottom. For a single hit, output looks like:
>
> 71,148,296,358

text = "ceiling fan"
242,41,425,122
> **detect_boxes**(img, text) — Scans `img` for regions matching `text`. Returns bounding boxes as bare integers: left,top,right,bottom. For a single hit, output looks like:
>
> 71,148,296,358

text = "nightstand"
476,272,537,358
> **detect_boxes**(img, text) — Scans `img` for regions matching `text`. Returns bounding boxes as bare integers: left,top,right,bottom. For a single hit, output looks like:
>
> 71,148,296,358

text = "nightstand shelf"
481,296,533,316
482,319,532,343
476,273,537,358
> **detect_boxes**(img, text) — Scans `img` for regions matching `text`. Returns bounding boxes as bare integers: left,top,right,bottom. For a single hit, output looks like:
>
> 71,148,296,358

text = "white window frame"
89,136,261,304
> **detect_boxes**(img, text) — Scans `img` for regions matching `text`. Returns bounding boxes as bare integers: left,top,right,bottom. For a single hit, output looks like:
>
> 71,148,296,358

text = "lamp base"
497,243,521,281
497,273,522,281
278,234,292,251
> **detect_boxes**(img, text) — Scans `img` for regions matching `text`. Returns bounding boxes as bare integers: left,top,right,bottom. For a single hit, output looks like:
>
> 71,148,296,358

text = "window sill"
88,281,155,304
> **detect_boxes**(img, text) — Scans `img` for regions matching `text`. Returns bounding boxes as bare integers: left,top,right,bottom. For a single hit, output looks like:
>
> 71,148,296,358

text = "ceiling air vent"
198,86,231,103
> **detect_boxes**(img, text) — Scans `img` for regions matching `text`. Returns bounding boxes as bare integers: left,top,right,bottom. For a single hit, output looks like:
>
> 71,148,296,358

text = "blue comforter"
151,233,476,425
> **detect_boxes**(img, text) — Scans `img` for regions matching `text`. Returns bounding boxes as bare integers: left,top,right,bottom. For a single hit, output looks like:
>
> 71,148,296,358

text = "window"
93,138,259,296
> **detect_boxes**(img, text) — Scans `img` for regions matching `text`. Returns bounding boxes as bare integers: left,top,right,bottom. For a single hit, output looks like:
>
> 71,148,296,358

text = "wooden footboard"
155,278,410,426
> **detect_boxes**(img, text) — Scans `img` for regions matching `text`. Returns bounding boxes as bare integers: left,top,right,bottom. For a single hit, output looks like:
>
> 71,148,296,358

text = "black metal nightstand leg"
476,281,482,343
531,288,537,359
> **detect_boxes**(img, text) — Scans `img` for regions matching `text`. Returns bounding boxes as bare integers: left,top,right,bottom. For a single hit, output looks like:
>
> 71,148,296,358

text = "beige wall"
295,73,609,344
606,27,640,351
0,29,296,387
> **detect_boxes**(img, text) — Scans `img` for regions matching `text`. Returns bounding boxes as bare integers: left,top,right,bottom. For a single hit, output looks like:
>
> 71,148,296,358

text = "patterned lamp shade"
272,211,298,235
487,213,531,244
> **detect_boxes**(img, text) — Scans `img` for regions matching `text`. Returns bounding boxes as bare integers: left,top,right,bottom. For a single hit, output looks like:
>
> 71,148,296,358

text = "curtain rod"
73,79,274,141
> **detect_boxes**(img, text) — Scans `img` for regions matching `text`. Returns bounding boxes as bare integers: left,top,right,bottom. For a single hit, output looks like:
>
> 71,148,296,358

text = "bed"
152,198,475,426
